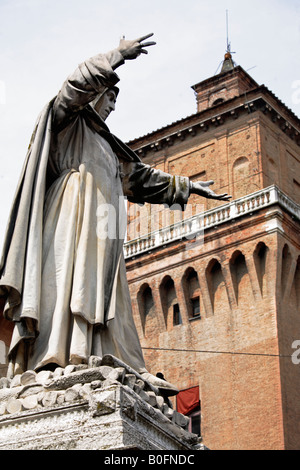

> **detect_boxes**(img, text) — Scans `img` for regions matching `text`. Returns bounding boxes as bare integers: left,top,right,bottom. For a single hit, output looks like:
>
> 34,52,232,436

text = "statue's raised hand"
190,180,232,201
118,33,156,60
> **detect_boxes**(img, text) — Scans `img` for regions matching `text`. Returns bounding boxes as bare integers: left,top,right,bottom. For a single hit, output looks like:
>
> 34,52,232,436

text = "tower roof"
220,51,235,74
191,54,258,113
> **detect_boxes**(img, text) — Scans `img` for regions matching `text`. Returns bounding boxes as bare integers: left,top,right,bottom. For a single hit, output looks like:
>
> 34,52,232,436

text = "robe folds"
0,49,191,373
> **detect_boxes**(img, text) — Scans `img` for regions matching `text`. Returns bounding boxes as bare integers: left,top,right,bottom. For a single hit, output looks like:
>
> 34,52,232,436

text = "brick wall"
125,76,300,448
126,208,300,449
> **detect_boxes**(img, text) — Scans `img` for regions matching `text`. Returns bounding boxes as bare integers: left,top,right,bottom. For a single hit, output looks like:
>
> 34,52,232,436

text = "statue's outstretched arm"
53,33,156,129
190,180,231,202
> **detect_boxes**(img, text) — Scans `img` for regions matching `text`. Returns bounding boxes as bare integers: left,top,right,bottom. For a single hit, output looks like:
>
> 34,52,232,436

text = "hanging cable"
142,346,293,359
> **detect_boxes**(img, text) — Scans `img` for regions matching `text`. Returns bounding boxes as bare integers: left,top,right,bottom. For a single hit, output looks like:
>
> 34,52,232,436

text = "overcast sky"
0,0,300,247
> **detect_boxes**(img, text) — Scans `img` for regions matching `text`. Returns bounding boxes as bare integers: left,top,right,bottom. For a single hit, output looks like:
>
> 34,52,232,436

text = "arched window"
137,284,157,337
232,156,252,199
182,268,201,320
281,244,292,297
160,276,182,328
208,88,227,108
253,242,269,297
212,97,225,106
293,256,300,309
206,259,228,314
230,251,253,305
142,286,154,318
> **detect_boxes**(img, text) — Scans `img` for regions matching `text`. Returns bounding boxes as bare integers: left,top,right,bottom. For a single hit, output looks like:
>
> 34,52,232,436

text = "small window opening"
191,296,200,318
188,405,201,436
173,303,182,326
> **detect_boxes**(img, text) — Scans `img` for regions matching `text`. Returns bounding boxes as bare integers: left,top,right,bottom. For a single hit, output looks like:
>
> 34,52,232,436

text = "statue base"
0,355,206,451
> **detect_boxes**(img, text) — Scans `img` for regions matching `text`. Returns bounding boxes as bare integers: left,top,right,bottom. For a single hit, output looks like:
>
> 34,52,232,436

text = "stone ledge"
0,383,204,450
124,184,300,259
0,354,206,450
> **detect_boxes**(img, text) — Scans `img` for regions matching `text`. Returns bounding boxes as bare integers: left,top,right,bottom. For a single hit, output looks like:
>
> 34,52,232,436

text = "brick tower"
124,52,300,450
0,51,300,450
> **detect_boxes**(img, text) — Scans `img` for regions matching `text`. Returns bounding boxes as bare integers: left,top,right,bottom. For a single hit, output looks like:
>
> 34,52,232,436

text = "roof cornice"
128,86,300,157
191,65,259,92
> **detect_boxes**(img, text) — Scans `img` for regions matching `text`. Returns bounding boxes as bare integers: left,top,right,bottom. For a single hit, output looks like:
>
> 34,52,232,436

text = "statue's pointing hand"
190,180,232,202
118,33,156,60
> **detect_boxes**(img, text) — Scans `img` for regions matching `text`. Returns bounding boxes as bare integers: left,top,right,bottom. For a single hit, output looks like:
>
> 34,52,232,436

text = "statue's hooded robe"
0,49,190,374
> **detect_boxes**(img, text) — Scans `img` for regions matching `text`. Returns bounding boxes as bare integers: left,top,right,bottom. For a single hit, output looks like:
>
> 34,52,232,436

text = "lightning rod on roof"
225,10,236,55
226,9,230,53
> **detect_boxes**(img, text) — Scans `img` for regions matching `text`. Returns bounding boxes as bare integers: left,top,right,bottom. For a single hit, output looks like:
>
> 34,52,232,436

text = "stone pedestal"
0,355,206,451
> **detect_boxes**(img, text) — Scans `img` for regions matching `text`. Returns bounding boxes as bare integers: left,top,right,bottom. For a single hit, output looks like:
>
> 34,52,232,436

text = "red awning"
176,386,200,415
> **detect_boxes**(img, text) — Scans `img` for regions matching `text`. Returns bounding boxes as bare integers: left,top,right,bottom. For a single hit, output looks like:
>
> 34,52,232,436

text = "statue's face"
95,89,117,121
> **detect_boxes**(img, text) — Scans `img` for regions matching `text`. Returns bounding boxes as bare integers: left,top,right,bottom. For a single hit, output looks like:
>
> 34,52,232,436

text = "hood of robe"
0,94,138,324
